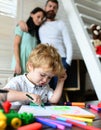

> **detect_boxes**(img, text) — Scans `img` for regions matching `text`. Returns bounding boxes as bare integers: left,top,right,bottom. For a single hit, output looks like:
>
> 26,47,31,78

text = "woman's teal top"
11,26,38,74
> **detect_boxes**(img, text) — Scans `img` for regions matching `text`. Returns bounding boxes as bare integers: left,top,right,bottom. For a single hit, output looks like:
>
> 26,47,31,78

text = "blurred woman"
11,7,46,75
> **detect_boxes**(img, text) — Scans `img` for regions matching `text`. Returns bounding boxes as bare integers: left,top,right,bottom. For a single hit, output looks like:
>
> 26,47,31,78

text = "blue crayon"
37,117,72,128
35,117,57,128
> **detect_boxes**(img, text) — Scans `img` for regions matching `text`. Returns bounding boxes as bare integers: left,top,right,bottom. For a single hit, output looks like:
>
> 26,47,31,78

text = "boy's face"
28,67,54,86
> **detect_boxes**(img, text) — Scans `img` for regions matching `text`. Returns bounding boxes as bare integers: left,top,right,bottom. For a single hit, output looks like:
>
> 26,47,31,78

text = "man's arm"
18,20,28,32
61,21,73,65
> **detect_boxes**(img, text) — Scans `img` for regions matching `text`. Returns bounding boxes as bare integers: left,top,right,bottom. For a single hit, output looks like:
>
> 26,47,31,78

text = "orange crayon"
64,102,85,108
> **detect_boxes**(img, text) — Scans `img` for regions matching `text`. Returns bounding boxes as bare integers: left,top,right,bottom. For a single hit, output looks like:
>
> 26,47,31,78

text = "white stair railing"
61,0,101,100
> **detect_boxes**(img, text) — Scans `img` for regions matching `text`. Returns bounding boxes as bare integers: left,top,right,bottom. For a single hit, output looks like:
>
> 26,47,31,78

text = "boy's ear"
28,63,34,71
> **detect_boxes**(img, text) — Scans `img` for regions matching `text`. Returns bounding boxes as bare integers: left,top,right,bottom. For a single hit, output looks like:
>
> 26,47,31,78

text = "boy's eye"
40,74,45,77
40,74,52,80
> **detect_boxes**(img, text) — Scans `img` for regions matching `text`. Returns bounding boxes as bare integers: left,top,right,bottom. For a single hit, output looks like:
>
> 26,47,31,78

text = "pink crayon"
87,104,101,112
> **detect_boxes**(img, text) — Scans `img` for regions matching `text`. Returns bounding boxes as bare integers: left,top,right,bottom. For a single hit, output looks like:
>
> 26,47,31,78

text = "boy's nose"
43,77,48,83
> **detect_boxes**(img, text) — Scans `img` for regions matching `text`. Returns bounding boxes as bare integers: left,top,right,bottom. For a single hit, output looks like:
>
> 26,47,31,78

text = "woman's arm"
14,35,22,74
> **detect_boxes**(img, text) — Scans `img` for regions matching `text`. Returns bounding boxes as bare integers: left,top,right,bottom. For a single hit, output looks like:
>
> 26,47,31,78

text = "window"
0,0,17,18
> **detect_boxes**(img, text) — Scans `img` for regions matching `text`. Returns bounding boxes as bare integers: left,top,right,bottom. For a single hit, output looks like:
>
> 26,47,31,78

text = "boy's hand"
58,69,67,82
30,94,42,105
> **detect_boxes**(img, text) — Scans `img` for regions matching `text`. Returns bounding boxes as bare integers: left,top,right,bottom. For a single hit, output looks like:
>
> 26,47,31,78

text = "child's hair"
27,44,64,76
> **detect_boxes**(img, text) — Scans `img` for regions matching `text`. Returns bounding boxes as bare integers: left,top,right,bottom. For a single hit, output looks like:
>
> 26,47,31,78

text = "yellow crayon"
60,114,93,123
61,113,95,119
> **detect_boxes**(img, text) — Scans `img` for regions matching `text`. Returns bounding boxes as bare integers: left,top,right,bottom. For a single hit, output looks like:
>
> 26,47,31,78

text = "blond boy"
3,44,67,106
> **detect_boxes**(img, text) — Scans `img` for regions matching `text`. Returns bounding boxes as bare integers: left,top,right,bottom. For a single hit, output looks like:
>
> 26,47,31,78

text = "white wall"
0,15,16,69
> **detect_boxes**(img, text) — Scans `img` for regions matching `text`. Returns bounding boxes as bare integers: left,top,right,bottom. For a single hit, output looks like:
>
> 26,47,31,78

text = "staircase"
61,0,101,100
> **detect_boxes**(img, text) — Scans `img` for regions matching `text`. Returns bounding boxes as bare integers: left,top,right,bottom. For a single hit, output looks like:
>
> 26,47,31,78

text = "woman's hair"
26,7,46,42
27,44,64,76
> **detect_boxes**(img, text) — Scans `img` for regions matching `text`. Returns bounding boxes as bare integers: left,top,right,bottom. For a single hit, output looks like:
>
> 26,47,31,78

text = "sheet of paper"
18,105,95,118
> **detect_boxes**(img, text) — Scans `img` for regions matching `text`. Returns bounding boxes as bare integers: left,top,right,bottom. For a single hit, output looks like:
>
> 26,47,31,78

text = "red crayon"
97,102,101,108
18,122,42,130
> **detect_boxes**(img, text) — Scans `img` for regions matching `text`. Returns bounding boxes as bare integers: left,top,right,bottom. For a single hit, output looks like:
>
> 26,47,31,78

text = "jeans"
49,58,70,90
